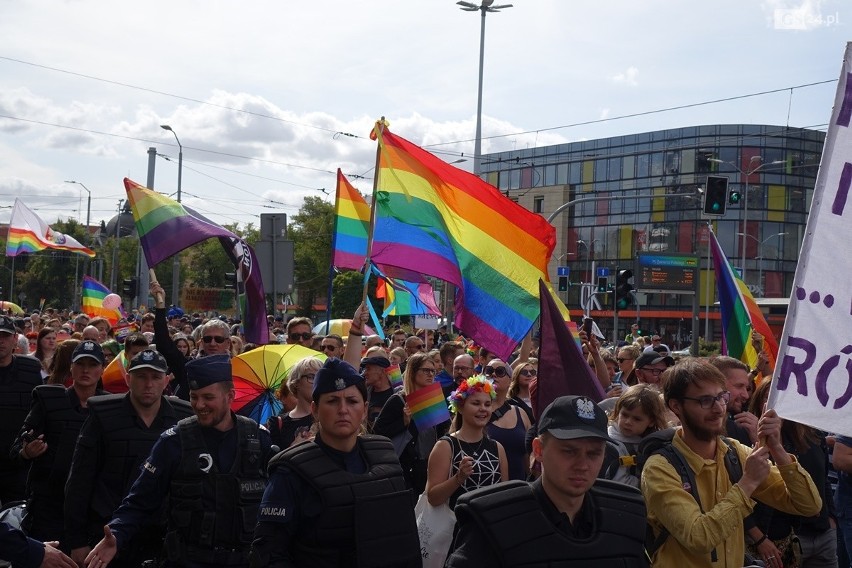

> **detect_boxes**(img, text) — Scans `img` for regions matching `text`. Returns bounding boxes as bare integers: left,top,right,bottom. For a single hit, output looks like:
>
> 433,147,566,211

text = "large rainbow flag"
124,178,269,345
709,229,778,374
81,276,125,325
6,198,95,257
331,169,439,316
369,127,557,360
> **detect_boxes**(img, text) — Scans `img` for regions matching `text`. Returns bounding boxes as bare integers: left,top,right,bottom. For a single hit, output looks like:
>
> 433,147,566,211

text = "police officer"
0,314,42,505
446,395,649,567
249,358,420,568
11,340,107,543
84,354,273,568
64,349,193,567
0,522,76,568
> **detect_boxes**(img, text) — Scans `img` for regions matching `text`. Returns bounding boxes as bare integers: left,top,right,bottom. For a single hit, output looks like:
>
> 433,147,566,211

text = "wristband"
753,534,768,546
348,329,363,337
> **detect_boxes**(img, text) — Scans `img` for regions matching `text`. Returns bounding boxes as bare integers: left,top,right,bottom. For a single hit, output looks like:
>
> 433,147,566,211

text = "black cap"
313,358,364,398
0,315,16,335
361,356,390,369
635,350,675,369
128,349,169,374
72,340,105,365
186,354,232,390
538,396,611,441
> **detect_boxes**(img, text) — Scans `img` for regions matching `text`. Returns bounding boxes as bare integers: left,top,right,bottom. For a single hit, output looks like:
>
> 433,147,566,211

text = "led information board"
636,253,699,292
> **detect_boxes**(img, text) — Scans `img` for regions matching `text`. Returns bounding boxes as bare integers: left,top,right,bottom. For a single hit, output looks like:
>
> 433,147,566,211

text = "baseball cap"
72,340,105,365
635,350,675,369
0,315,16,334
128,349,169,373
538,396,611,441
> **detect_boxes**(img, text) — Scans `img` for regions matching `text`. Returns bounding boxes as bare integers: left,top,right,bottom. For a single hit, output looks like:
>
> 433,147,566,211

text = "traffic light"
614,269,635,311
557,276,568,292
703,176,729,216
122,277,137,298
728,187,742,205
224,272,237,290
596,276,608,294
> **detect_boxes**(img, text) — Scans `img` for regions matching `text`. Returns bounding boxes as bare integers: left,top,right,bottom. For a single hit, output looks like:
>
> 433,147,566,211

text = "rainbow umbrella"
231,344,326,425
0,301,24,315
312,319,374,338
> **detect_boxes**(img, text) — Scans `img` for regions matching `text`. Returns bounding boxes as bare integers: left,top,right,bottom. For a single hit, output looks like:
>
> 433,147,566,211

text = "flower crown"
447,375,496,414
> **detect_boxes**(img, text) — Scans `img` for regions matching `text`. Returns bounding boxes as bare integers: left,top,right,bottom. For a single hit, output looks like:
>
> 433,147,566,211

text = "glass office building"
480,124,824,346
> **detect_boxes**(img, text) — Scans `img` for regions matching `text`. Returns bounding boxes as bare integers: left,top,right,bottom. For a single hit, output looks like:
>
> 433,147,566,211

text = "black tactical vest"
0,355,43,473
453,479,648,568
271,435,420,568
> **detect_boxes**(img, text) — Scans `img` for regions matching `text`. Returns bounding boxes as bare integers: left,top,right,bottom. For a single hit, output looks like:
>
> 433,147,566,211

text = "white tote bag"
414,492,456,568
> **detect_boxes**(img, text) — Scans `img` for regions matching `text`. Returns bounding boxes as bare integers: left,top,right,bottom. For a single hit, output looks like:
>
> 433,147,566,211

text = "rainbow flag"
6,199,95,257
81,276,125,325
406,381,451,430
709,229,778,375
332,170,439,316
369,127,557,360
386,364,403,389
124,178,268,345
101,351,130,394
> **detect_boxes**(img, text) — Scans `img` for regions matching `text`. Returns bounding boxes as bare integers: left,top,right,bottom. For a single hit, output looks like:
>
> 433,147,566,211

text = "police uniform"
11,340,107,543
104,355,272,568
446,396,649,568
63,350,193,566
250,358,420,568
0,315,42,505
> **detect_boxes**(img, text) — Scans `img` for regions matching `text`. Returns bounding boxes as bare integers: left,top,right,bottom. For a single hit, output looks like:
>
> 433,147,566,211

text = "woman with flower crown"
425,375,509,511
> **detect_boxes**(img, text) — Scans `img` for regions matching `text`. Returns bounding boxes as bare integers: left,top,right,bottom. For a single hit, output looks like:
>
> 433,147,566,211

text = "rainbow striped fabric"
378,277,440,317
406,381,451,431
124,178,269,345
709,229,778,374
370,128,557,360
6,198,95,257
386,364,403,389
81,276,125,325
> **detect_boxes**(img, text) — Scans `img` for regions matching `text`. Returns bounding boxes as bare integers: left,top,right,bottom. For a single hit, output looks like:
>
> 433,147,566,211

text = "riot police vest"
28,385,90,496
453,479,648,568
272,435,420,567
166,415,265,566
86,393,193,518
0,355,43,472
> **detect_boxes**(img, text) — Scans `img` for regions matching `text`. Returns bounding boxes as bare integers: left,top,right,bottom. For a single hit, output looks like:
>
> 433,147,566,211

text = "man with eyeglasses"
286,317,314,349
632,349,674,387
642,358,822,568
319,334,344,359
452,354,475,388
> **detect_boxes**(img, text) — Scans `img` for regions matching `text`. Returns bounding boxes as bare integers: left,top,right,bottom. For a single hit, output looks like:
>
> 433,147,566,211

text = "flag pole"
361,117,387,305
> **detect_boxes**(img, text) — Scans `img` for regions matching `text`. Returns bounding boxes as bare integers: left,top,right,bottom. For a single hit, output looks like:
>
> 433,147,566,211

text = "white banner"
768,42,852,437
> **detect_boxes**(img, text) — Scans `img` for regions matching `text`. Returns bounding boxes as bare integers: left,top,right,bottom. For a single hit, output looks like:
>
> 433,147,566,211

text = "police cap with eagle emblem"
538,395,611,441
312,358,364,398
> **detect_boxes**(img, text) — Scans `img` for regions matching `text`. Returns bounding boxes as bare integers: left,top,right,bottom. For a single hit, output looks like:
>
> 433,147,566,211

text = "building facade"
481,124,824,346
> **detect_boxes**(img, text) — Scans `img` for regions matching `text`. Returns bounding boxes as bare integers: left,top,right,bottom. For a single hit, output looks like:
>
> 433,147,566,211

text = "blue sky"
0,0,846,229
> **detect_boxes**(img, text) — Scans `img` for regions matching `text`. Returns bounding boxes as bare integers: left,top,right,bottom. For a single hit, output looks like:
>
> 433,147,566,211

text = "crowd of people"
0,295,850,568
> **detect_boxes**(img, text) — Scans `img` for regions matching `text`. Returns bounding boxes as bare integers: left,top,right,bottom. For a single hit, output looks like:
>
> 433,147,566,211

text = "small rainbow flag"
406,381,450,431
81,276,125,325
6,198,95,257
386,364,403,389
566,321,582,348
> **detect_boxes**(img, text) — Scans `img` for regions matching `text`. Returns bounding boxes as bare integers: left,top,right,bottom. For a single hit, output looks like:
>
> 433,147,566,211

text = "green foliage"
331,270,380,320
289,197,334,317
699,338,721,357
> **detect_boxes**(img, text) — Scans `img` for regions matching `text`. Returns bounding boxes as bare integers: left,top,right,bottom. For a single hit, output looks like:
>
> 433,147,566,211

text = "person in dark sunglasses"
286,317,314,348
319,334,344,358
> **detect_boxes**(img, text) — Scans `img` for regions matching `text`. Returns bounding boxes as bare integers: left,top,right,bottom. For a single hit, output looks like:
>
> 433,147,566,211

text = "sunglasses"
617,357,634,363
320,344,338,352
639,367,666,376
681,391,730,409
289,332,313,341
202,336,227,344
485,366,508,378
519,369,537,377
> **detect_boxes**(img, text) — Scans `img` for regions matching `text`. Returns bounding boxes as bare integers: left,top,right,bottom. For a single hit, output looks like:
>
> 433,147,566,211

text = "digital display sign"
635,254,699,292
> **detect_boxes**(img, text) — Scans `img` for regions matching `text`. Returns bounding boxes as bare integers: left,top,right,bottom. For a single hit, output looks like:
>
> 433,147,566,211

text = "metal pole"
473,6,486,176
172,144,182,305
741,177,749,282
137,147,156,308
110,199,123,291
704,223,711,342
613,264,619,345
271,215,278,316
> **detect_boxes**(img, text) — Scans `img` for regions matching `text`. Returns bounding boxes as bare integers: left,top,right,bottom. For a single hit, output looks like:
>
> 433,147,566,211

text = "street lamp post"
160,125,183,306
736,231,787,296
708,156,784,281
457,0,513,176
65,180,92,310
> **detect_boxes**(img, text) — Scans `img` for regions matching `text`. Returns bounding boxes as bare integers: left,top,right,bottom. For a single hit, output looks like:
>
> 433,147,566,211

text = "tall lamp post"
708,156,783,281
65,180,91,310
736,231,787,296
457,0,513,176
160,124,183,306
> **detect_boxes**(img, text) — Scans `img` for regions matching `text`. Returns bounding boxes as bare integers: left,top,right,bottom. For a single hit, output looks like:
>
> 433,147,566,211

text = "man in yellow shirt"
642,358,822,568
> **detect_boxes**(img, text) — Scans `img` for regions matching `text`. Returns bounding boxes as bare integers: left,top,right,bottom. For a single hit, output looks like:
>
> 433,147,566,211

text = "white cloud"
610,67,640,87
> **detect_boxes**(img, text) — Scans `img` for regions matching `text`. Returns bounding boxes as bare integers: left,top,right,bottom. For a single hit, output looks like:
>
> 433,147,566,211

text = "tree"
289,197,334,318
331,270,379,321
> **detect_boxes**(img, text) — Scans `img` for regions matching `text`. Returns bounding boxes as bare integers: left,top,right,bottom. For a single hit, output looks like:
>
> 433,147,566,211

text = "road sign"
596,267,610,277
557,266,569,277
